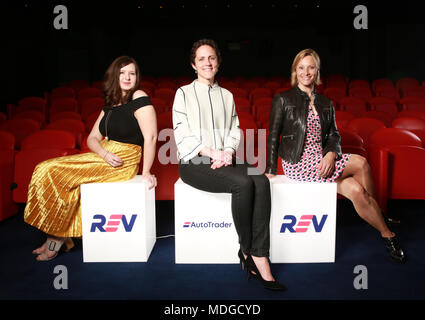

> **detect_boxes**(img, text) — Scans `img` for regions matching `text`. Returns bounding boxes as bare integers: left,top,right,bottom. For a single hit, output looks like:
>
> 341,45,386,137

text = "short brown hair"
290,49,322,87
190,39,222,66
103,56,140,107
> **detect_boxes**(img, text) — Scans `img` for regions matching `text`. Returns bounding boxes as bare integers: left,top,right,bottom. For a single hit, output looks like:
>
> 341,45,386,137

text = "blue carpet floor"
1,199,424,303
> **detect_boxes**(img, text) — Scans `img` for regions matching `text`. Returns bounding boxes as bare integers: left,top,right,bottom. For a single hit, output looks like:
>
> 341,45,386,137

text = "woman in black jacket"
265,49,405,263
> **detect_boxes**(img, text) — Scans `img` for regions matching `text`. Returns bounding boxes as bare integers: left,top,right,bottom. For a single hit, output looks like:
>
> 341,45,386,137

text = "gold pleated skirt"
24,140,141,238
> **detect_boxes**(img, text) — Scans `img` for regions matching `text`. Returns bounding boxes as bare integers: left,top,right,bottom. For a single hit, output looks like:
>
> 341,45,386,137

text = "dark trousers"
178,156,271,257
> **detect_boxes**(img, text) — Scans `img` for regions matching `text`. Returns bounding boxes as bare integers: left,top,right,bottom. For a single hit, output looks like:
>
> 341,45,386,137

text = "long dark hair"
103,56,140,107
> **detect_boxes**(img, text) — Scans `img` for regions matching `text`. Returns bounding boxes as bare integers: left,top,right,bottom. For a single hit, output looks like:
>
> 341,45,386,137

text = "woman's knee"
340,178,368,203
351,154,370,175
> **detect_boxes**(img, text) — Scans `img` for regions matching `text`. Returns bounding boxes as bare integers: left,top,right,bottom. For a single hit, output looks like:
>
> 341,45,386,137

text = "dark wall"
1,0,425,111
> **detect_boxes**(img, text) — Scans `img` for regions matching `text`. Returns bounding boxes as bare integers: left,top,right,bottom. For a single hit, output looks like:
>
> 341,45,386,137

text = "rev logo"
90,214,137,232
280,215,328,233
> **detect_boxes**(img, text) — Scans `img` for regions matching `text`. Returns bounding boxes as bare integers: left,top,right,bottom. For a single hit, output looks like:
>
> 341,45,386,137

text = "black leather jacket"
265,86,342,174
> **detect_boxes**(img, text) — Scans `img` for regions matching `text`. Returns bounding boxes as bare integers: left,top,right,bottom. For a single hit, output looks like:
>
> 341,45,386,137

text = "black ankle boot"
382,235,406,263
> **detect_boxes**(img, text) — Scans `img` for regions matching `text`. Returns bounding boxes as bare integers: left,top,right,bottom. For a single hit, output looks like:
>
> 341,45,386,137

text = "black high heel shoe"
382,235,406,263
245,255,286,291
238,249,246,270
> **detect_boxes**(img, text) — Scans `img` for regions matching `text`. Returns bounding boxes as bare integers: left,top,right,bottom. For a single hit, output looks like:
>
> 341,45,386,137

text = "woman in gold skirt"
25,56,158,261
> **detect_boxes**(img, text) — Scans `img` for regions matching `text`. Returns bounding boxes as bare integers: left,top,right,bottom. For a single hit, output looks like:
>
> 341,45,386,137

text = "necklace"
104,109,112,140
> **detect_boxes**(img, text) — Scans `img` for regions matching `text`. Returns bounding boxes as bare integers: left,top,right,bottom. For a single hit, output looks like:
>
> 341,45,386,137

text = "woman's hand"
318,152,336,178
210,150,233,169
102,151,123,167
141,172,157,190
265,173,276,180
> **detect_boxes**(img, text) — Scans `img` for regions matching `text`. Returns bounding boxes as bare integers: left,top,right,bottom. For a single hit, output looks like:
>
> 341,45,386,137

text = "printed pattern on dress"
282,105,351,183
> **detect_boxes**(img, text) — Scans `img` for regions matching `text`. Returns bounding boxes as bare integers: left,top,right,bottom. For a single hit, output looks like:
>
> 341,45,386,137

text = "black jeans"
178,156,271,257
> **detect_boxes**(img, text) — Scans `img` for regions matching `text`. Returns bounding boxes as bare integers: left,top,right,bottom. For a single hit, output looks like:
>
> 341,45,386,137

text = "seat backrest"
0,131,15,150
21,129,76,150
50,97,79,115
339,129,364,147
396,110,425,121
17,97,46,113
369,128,422,148
392,117,425,131
81,97,105,120
46,119,86,133
361,111,393,127
347,117,386,146
349,79,370,89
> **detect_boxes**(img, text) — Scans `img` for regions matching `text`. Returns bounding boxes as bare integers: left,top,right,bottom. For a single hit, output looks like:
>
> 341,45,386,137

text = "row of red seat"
1,123,424,221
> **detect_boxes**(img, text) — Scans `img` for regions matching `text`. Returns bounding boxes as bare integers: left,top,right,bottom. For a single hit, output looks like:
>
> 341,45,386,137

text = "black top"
99,96,152,146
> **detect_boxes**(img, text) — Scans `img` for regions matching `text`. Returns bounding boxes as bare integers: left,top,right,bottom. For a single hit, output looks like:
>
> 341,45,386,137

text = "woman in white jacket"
172,39,285,291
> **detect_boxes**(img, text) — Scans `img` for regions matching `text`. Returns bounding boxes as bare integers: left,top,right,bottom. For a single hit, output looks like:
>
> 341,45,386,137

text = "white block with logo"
174,178,239,263
81,175,156,262
269,175,337,263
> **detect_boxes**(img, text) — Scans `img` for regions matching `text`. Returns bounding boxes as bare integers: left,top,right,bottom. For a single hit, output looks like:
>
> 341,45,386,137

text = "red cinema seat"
347,117,386,150
400,86,425,99
49,111,82,123
396,77,419,90
340,97,368,117
0,112,6,125
229,88,249,99
339,129,367,158
234,97,251,114
151,97,169,113
262,81,282,91
323,87,347,108
368,128,423,212
12,110,46,127
392,117,425,147
374,145,425,213
374,86,400,101
361,110,393,127
49,97,79,117
249,88,272,103
0,119,41,149
81,97,105,121
372,78,394,92
17,97,47,114
368,96,399,118
46,119,86,148
348,87,373,102
154,88,175,107
399,96,425,112
335,111,356,129
13,130,79,203
396,110,425,121
0,131,18,221
349,79,370,89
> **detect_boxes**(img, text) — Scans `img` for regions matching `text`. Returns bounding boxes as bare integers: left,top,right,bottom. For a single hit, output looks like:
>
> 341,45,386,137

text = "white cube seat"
81,175,156,262
174,178,239,264
269,175,337,263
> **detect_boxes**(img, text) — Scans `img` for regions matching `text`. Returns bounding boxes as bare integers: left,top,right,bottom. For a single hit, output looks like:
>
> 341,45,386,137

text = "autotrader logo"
183,221,233,229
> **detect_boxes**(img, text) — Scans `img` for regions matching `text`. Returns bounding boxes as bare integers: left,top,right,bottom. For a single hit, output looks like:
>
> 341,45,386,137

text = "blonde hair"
290,49,322,87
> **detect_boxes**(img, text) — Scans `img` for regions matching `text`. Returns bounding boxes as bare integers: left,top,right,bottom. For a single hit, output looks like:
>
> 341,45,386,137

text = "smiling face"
119,63,137,93
191,45,219,85
295,55,318,89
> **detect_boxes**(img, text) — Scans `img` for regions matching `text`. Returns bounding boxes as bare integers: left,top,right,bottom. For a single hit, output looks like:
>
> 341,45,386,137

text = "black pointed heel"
238,249,246,270
382,235,406,263
245,255,286,291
